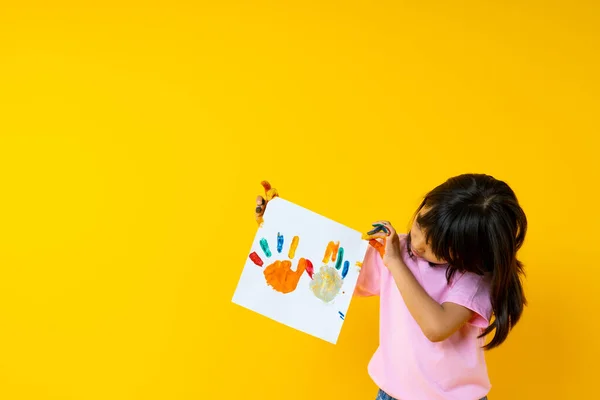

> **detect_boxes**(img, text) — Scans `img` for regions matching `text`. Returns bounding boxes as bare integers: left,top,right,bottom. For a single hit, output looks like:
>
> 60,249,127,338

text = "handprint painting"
248,234,314,294
232,198,369,344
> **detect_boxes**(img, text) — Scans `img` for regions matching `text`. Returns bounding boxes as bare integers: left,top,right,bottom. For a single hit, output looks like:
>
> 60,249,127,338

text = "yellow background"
1,1,598,399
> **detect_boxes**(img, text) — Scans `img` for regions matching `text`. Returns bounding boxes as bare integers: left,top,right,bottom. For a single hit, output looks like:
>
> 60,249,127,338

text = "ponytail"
482,258,526,349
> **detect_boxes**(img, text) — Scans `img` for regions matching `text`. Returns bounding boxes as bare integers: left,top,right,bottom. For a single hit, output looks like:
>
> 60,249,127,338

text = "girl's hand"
254,181,279,225
363,221,403,269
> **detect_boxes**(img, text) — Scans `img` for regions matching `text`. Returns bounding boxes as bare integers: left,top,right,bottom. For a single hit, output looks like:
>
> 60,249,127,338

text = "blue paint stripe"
341,260,350,279
276,232,284,253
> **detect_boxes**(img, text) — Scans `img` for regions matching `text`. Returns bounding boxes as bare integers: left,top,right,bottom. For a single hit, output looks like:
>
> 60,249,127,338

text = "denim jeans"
377,389,488,400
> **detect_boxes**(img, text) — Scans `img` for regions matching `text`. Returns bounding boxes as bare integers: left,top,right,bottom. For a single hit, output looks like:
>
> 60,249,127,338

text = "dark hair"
408,174,527,349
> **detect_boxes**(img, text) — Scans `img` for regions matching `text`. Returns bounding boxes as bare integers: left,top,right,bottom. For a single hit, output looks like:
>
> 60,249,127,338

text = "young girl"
254,174,526,400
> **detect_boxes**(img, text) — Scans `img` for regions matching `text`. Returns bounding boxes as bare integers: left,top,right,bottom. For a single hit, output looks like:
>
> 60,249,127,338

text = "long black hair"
408,174,527,349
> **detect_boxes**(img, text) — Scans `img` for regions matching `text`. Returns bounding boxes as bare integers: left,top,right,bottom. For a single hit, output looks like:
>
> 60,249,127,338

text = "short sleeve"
442,272,492,328
354,245,383,297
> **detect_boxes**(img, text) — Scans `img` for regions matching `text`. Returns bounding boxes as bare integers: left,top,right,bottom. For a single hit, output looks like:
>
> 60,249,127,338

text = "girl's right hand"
254,181,278,225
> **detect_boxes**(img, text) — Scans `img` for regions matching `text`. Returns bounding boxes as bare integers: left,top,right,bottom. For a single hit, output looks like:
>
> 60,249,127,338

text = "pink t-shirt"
356,237,492,400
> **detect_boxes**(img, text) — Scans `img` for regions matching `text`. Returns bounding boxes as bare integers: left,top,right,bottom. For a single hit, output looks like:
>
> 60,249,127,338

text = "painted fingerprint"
334,247,344,270
341,260,350,279
277,232,284,253
249,251,264,267
305,259,314,279
288,236,299,259
322,241,340,263
310,266,344,303
259,238,272,257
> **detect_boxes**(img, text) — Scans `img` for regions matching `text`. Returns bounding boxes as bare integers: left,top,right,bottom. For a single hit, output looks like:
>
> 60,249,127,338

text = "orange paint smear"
322,241,340,263
355,261,363,268
369,239,386,259
263,258,308,294
288,236,299,259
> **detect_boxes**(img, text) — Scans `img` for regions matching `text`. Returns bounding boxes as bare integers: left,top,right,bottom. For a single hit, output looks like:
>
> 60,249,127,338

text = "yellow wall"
1,1,598,399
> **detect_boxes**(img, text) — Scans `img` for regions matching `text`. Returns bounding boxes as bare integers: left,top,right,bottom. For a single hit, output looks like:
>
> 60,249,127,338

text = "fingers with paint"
362,224,391,242
366,223,390,236
362,224,389,259
369,239,386,258
255,181,279,226
262,181,279,201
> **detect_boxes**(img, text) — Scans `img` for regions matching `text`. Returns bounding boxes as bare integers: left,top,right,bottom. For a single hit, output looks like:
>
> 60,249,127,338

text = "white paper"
232,197,369,344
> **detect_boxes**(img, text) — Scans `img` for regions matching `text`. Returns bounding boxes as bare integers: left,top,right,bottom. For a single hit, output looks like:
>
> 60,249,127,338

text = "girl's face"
409,210,447,265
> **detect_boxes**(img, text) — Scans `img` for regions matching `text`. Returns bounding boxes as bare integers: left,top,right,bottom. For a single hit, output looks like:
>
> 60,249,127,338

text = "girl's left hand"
363,221,403,268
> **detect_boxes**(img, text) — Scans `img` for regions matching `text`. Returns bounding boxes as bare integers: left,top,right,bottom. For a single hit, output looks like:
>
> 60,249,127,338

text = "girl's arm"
366,222,474,342
386,258,473,342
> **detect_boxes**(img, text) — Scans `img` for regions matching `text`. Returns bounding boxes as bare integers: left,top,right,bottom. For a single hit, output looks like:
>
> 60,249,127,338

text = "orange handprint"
263,258,311,294
248,233,314,294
